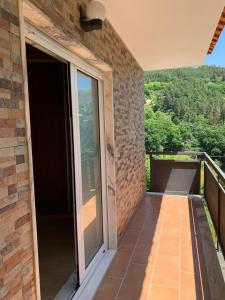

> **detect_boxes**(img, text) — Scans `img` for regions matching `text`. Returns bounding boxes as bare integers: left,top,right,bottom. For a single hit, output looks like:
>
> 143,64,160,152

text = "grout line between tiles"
150,283,179,289
115,199,161,300
106,275,124,279
114,204,149,300
180,270,195,274
146,199,166,300
131,262,151,266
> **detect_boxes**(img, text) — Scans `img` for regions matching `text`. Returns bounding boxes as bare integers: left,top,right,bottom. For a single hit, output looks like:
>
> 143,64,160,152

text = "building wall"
0,1,36,299
0,0,145,299
27,0,146,237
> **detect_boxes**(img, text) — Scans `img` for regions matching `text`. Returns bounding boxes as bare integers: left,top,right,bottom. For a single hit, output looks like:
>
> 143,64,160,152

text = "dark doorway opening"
26,44,78,300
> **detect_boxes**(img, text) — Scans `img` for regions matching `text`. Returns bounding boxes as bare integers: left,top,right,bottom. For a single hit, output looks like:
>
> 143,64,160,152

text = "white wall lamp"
80,1,106,32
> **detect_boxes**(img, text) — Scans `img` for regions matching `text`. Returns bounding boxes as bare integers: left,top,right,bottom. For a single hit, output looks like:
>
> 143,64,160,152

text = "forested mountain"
144,66,225,166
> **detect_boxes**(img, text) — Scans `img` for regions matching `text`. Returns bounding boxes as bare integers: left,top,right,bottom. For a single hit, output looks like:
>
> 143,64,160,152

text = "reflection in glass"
77,71,103,267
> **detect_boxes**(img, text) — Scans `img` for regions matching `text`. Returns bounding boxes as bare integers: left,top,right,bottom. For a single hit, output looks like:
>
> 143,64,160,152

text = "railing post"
217,174,221,251
150,154,152,192
198,156,203,195
203,161,206,198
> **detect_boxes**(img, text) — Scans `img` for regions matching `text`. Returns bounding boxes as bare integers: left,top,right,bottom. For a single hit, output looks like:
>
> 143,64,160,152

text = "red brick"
8,109,24,119
1,279,21,300
0,128,14,138
0,18,10,31
8,183,17,195
15,213,30,229
0,119,16,127
3,250,22,273
1,238,20,257
3,165,16,177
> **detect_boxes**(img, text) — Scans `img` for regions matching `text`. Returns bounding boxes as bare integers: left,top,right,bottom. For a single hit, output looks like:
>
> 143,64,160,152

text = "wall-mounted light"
80,1,106,32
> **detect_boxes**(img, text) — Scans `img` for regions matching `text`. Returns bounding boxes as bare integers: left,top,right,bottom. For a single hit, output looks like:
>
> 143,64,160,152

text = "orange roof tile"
208,7,225,54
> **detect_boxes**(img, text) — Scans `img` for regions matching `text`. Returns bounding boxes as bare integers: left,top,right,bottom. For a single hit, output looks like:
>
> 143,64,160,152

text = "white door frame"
20,20,117,300
70,66,108,283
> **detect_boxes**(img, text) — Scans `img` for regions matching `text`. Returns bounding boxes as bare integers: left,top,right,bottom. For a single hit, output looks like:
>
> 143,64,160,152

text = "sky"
204,29,225,67
78,71,91,90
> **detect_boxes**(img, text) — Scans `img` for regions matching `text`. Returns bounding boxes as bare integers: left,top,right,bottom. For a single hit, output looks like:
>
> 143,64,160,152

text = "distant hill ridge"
144,66,225,166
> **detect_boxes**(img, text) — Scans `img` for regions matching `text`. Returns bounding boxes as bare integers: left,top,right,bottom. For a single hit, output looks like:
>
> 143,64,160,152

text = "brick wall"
0,0,145,298
0,1,35,299
29,0,146,237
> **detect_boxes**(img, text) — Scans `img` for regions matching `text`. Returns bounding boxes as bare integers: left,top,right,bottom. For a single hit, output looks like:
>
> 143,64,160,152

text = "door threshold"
54,273,77,300
72,249,116,300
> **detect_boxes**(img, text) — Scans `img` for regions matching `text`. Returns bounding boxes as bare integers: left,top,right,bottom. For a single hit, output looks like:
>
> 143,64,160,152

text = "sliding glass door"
70,67,107,283
24,23,108,298
77,71,104,267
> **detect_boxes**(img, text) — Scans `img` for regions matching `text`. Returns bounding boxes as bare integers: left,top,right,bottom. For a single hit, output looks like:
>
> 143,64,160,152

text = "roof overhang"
208,7,225,54
99,0,225,71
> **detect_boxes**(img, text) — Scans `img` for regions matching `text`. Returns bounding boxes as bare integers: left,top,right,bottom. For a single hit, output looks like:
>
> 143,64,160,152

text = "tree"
144,106,183,152
193,123,225,156
144,66,225,171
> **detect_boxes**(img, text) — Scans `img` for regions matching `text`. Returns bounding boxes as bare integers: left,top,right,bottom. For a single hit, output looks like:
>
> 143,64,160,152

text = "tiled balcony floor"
94,194,224,300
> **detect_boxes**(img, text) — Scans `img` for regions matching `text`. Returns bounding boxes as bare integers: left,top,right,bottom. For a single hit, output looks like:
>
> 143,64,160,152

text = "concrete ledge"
191,195,225,300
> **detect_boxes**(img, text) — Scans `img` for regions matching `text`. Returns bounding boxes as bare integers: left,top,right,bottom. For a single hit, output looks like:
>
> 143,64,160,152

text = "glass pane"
77,71,103,267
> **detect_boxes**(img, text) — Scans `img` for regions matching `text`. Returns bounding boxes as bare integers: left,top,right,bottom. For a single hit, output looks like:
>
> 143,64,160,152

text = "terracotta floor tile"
142,220,162,235
137,204,155,218
144,214,163,229
139,218,162,244
158,235,180,257
94,195,210,300
181,214,192,231
146,197,163,212
163,204,180,215
181,226,192,239
120,229,140,248
163,213,180,225
181,207,191,219
181,197,190,211
180,246,195,273
161,223,180,238
139,229,160,245
181,232,192,248
132,243,157,266
106,246,133,278
181,214,194,247
148,285,179,300
180,271,201,300
133,207,147,220
129,215,145,231
118,263,153,300
93,276,122,300
149,195,163,202
152,253,179,288
161,198,180,213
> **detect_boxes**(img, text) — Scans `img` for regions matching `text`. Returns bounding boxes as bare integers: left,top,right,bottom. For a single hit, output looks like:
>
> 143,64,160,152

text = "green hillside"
144,66,225,168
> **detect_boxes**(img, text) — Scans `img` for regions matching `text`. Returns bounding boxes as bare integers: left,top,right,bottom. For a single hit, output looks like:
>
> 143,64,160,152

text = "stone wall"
0,0,145,298
29,0,146,237
0,1,35,299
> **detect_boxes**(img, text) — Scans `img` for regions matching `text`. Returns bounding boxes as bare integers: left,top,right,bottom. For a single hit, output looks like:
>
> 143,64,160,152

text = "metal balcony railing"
146,151,225,257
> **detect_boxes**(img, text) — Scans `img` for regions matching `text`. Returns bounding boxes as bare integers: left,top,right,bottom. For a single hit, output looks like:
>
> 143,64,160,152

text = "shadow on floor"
37,214,77,300
94,194,225,300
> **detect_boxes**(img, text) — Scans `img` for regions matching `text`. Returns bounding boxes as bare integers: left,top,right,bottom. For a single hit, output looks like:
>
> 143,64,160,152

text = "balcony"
94,152,225,300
